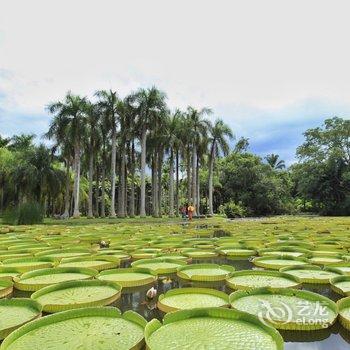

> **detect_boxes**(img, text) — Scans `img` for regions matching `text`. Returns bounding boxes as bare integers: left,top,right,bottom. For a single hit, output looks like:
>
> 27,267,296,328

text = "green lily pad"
157,288,229,312
131,258,186,274
280,265,343,284
1,257,56,273
0,267,21,280
58,256,119,271
31,280,122,313
330,276,350,296
230,287,337,330
338,296,350,331
0,307,146,350
252,256,309,270
177,264,235,281
0,298,42,340
226,270,301,290
97,268,157,288
0,279,13,298
35,248,92,259
145,308,283,350
14,267,98,291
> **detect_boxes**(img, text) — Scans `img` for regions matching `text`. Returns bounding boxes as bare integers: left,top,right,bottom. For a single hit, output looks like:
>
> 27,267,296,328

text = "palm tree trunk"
63,159,70,217
208,144,215,216
169,148,174,217
73,141,81,218
129,141,135,217
191,144,197,215
186,147,191,203
110,129,117,217
157,149,163,217
140,128,147,217
196,156,200,215
94,164,99,217
175,150,179,217
101,164,106,217
87,149,94,218
118,145,126,217
152,153,158,217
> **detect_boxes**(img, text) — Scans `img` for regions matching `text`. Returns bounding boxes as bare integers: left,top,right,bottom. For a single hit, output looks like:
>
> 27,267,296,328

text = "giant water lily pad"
97,268,157,288
338,296,350,331
131,258,186,274
157,288,229,312
218,247,257,258
229,288,337,330
31,280,122,312
145,307,284,350
0,267,21,280
181,249,218,259
14,267,98,291
0,298,42,340
35,248,92,259
0,280,13,298
0,307,146,350
226,270,301,291
1,257,56,273
58,256,119,271
177,264,235,281
280,265,343,284
330,276,350,296
252,256,309,270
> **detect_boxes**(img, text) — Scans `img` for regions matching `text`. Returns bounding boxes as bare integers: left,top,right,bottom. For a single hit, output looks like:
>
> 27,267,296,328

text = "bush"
2,202,43,225
222,201,247,219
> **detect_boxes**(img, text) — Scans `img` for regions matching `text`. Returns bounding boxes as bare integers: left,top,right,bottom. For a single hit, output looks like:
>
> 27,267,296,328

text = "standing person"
188,203,195,221
181,205,187,219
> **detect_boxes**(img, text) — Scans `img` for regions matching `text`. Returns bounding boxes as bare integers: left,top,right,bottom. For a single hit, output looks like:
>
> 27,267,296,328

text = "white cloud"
1,0,350,162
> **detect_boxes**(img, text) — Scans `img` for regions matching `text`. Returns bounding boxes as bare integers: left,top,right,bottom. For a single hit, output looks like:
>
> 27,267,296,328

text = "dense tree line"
0,87,349,218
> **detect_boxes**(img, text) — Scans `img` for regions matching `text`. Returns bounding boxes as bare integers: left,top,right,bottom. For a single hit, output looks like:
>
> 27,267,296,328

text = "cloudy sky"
1,0,350,164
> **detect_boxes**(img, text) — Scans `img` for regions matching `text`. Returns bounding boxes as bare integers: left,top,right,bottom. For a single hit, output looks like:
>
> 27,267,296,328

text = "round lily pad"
14,267,98,291
1,257,56,273
219,247,257,258
258,247,309,258
181,249,218,259
35,248,92,259
0,307,146,350
157,288,229,312
177,264,235,282
308,254,344,265
0,298,42,340
58,256,119,271
97,268,157,288
0,280,13,298
31,280,122,313
280,265,343,284
330,276,350,296
145,307,284,350
131,258,186,274
230,287,338,330
338,296,350,331
226,270,301,291
252,256,309,270
0,267,21,281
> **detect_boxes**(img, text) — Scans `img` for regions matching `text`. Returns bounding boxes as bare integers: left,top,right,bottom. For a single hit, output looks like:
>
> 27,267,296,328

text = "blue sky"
1,0,350,165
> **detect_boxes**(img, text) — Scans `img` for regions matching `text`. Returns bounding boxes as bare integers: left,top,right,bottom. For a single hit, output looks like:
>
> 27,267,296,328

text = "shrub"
222,201,247,219
2,202,43,225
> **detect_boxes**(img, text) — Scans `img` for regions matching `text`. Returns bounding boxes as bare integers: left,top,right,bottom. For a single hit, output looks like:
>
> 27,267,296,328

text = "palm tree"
47,92,87,218
84,101,101,218
133,87,167,217
186,107,212,214
208,119,234,215
95,90,120,217
165,110,182,217
265,154,286,170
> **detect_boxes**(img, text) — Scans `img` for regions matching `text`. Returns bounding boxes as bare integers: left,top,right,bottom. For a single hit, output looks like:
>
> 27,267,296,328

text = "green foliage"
293,117,350,215
2,202,44,225
218,153,294,216
222,201,247,218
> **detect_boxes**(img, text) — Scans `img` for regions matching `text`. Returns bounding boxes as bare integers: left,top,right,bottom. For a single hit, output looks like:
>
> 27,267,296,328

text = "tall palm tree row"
44,87,234,218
